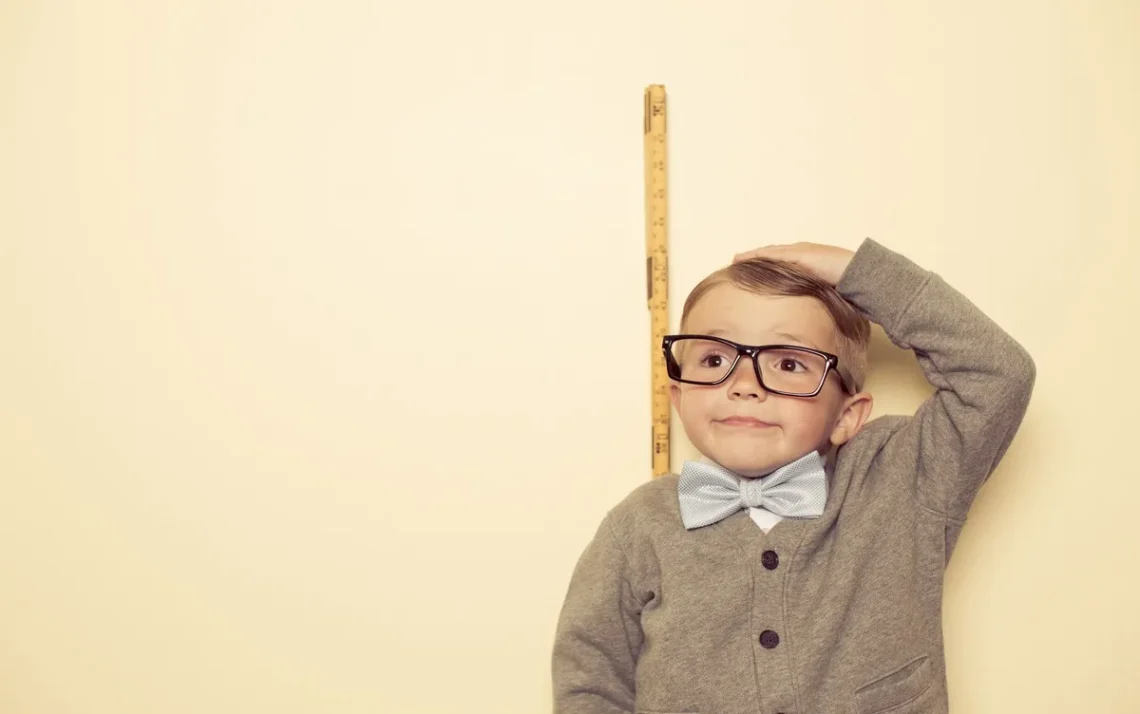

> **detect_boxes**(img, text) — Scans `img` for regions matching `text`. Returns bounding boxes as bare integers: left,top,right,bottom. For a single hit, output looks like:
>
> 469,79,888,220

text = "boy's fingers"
733,245,786,263
733,246,774,262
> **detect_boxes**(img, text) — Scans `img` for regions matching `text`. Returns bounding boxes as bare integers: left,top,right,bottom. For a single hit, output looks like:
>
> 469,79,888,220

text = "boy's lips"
715,416,777,428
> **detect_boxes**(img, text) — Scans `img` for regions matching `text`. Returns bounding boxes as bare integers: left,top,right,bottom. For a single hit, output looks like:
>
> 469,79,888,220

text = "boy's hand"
732,242,855,287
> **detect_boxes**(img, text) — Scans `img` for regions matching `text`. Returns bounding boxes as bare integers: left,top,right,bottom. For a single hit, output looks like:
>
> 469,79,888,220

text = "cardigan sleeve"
551,511,643,714
836,238,1037,523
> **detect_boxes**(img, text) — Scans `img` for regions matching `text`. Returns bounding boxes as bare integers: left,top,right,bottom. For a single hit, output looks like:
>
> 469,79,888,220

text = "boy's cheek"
671,385,717,415
777,405,834,444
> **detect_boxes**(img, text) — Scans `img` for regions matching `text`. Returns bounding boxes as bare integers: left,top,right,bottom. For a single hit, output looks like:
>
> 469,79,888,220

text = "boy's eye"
764,349,821,375
777,357,806,372
699,351,731,368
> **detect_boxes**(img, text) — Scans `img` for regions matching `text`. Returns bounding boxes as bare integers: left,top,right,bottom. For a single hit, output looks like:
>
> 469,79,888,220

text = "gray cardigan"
551,238,1036,714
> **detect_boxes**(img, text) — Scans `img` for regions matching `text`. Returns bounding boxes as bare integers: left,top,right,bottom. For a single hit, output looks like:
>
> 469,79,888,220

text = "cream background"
1,1,1137,712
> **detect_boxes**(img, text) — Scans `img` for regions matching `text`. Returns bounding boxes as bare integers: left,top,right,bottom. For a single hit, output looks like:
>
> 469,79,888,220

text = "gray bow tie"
678,451,828,529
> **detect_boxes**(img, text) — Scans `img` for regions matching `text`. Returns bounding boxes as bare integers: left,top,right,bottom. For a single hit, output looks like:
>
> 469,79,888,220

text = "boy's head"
667,258,874,478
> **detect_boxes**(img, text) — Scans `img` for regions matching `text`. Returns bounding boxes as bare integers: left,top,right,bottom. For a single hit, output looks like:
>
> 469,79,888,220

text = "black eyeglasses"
662,334,853,397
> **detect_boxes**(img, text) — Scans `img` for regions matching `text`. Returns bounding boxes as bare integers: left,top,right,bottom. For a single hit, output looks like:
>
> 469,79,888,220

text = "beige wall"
1,1,1137,712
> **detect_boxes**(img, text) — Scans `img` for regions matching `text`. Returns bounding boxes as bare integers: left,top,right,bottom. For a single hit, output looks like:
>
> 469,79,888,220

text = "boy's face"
669,283,870,478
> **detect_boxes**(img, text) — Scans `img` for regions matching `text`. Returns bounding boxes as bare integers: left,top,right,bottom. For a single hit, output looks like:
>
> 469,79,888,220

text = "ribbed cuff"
835,238,931,329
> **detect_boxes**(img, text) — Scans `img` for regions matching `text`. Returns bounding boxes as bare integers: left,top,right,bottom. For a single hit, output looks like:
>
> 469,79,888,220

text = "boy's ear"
829,391,874,447
669,383,681,411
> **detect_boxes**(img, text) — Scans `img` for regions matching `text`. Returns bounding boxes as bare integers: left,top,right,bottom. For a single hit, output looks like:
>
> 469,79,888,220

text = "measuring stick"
644,85,669,478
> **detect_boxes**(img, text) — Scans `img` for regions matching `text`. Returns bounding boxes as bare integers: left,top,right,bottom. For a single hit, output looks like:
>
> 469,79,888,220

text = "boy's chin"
708,452,786,479
705,442,822,479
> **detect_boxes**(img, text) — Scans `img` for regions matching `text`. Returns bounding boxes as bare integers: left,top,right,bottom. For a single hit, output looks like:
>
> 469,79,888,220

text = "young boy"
551,238,1035,714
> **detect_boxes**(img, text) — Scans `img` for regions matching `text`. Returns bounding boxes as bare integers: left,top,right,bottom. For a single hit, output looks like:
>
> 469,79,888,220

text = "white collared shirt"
749,506,783,533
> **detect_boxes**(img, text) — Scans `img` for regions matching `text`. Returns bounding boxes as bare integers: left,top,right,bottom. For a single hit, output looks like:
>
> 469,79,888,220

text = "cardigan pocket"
853,654,933,714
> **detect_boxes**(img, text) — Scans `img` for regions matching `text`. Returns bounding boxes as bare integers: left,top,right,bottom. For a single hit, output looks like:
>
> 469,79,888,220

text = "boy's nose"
727,360,768,400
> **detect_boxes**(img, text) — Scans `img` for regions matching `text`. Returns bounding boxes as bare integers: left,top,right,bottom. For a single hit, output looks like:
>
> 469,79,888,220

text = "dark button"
761,550,779,570
759,629,780,649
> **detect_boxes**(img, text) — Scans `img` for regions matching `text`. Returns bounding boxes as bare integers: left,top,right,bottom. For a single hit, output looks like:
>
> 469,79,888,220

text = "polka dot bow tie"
677,451,828,530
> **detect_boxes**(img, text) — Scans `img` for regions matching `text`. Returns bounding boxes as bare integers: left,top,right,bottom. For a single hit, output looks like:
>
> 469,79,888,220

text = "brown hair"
679,259,871,393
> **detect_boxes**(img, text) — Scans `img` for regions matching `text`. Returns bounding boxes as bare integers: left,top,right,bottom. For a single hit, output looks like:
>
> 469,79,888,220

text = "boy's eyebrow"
772,330,817,347
703,328,824,351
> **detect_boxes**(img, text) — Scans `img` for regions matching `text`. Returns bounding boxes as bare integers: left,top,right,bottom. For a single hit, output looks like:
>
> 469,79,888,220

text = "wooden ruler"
643,85,670,478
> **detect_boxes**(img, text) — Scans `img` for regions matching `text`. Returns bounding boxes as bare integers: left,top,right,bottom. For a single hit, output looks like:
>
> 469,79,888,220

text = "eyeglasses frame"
661,333,854,397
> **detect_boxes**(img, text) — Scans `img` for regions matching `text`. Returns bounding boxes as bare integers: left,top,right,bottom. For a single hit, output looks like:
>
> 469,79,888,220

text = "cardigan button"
759,629,780,648
761,550,779,570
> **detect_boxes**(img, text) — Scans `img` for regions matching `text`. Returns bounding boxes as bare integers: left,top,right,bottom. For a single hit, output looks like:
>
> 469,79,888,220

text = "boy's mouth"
715,416,777,428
